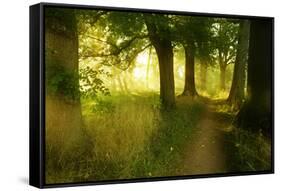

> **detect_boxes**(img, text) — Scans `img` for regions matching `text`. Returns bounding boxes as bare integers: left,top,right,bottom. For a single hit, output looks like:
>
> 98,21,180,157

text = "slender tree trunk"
145,18,175,109
236,19,273,138
228,20,250,108
182,45,197,97
200,59,207,91
220,64,227,91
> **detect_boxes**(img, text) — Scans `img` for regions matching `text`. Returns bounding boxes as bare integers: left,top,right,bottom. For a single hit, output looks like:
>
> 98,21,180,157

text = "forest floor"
179,103,235,175
176,96,271,176
46,93,271,184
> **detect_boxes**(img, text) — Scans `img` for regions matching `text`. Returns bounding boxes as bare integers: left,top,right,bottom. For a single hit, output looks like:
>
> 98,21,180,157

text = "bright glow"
134,51,149,79
178,67,184,78
136,51,148,65
133,68,146,79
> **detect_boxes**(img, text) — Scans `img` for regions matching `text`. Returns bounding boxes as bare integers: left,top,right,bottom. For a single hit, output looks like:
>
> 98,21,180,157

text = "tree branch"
80,35,148,59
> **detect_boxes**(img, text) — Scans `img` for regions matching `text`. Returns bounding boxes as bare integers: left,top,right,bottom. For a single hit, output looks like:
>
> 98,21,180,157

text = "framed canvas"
30,2,274,188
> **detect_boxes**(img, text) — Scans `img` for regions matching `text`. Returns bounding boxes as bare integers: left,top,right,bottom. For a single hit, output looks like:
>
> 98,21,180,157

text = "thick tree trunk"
182,45,197,97
145,18,175,109
228,20,250,108
154,40,175,109
236,19,273,138
45,9,84,179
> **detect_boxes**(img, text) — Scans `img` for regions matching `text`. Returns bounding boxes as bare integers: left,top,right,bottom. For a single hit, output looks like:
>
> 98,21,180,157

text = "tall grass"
45,96,91,184
45,93,205,183
82,94,161,180
131,97,205,178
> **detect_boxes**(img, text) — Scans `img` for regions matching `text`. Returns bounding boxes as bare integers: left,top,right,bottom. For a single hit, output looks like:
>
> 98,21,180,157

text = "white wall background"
0,0,279,190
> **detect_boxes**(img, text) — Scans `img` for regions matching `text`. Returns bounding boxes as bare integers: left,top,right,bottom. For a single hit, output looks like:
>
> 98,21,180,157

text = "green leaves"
212,19,239,66
79,66,111,98
78,10,151,71
46,60,80,101
46,59,110,100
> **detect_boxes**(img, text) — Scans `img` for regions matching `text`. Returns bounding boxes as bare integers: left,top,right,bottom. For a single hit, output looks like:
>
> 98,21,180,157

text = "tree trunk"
220,64,226,91
146,47,152,89
154,40,175,109
228,20,250,108
182,45,197,97
45,9,84,179
236,19,273,138
145,18,175,109
200,59,207,91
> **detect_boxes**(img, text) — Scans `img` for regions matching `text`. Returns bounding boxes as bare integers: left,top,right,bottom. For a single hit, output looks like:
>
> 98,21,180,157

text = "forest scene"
44,7,273,184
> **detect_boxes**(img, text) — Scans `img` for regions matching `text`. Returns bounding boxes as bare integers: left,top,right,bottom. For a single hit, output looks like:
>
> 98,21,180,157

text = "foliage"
46,61,80,101
46,94,205,182
45,8,272,184
173,16,215,65
79,66,111,98
46,60,110,100
230,128,271,171
45,7,77,33
212,19,239,67
78,11,150,70
91,97,116,114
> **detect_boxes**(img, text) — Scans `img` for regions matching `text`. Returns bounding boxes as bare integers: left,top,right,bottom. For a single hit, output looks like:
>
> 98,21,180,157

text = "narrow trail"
180,106,234,175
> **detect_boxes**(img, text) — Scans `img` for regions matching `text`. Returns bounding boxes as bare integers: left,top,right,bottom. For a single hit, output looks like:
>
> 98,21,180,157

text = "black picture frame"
30,2,274,189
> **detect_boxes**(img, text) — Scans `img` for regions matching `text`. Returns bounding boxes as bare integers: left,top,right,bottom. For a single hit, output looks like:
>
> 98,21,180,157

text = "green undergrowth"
82,94,205,180
45,93,205,183
228,128,272,172
130,97,205,178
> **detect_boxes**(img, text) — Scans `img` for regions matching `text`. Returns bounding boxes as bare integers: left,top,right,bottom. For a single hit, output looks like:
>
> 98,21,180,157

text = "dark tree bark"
236,19,273,138
154,39,175,109
228,20,250,108
182,45,197,97
145,18,175,109
45,9,83,164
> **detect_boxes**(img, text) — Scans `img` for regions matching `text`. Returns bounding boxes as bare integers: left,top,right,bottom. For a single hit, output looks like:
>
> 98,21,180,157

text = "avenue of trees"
45,8,272,137
44,7,272,184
